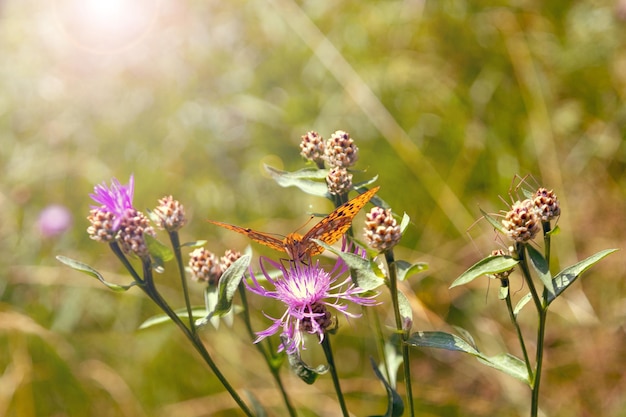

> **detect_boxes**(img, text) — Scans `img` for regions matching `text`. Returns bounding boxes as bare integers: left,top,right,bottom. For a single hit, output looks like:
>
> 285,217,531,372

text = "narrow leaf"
476,353,529,384
480,208,506,234
395,260,428,281
526,244,554,295
450,255,519,288
407,331,479,355
514,293,532,316
211,255,251,317
546,248,618,305
368,357,404,417
264,165,329,196
244,391,267,417
139,308,206,329
407,331,530,385
56,256,135,292
145,234,174,269
181,240,208,248
399,212,410,234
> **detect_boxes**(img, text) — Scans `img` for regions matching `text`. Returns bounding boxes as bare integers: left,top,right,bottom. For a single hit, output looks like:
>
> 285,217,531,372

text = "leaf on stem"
407,331,530,385
525,244,554,295
145,234,174,270
514,293,532,316
180,240,208,248
56,256,136,292
399,212,411,234
138,308,206,329
395,260,428,281
208,254,251,318
546,248,618,306
368,357,404,417
450,255,519,288
264,164,329,196
480,208,507,234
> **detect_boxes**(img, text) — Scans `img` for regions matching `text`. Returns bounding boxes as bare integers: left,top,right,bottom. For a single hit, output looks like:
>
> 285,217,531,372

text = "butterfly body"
208,186,380,260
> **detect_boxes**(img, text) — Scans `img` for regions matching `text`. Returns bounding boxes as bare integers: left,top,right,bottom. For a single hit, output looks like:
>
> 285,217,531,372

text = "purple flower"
37,204,73,237
89,175,135,230
247,244,379,354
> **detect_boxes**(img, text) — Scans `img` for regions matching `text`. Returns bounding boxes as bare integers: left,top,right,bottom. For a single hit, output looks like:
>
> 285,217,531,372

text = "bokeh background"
2,0,626,415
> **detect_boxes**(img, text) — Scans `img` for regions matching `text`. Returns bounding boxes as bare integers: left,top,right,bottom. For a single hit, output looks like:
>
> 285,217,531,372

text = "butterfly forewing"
208,185,380,260
207,220,286,252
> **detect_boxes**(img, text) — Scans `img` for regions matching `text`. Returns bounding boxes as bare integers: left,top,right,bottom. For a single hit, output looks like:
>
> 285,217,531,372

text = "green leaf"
380,335,403,388
313,240,384,291
145,234,174,268
450,255,519,288
368,357,404,417
264,164,329,197
211,255,251,317
397,289,413,332
525,244,554,295
138,308,206,329
56,256,136,292
407,331,479,355
282,335,328,384
399,212,410,234
181,240,208,248
546,249,618,305
244,391,267,417
480,208,506,234
476,353,529,384
514,293,532,316
395,260,428,281
407,331,530,384
498,284,509,300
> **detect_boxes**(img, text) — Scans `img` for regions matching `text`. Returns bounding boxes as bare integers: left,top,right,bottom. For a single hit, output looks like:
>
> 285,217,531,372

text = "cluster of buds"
364,207,401,252
188,248,242,286
87,176,189,260
300,130,360,196
502,188,560,243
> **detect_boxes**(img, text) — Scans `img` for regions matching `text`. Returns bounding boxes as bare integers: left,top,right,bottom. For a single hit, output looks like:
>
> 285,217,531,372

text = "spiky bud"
502,199,540,243
326,167,353,196
220,249,242,271
117,209,156,258
533,188,560,222
87,207,117,243
364,207,401,251
153,195,187,232
189,247,223,285
299,131,326,167
324,130,359,167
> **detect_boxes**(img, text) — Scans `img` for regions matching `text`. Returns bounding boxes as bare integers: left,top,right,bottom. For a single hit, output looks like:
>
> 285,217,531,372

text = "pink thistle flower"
247,244,378,354
89,175,135,230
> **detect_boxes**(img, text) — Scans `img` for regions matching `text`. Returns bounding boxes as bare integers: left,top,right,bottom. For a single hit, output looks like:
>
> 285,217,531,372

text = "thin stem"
167,231,196,333
110,243,255,417
321,336,349,417
542,221,552,268
516,242,542,313
384,250,414,416
238,285,298,417
531,308,548,417
502,279,534,382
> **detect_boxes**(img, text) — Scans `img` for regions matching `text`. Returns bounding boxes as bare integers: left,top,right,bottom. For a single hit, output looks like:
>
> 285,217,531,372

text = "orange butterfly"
208,186,380,261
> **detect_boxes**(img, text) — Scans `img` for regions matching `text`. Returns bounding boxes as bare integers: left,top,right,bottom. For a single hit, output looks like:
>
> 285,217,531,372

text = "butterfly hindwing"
207,220,286,252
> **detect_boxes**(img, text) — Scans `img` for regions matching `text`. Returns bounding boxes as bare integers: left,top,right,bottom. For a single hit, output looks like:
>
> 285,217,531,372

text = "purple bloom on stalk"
89,175,135,230
247,244,379,354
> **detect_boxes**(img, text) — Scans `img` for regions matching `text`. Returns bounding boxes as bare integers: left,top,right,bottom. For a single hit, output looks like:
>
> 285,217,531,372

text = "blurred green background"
2,0,626,415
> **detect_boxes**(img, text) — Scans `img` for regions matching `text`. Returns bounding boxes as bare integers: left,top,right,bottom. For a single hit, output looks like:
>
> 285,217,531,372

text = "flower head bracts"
246,247,379,354
89,175,135,231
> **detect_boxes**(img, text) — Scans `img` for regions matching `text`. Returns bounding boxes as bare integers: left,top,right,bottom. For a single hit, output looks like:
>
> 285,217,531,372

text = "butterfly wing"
301,186,380,256
207,220,286,253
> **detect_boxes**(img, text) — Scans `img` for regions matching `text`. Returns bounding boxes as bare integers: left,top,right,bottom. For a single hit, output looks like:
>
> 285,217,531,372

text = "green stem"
238,285,298,417
321,336,349,417
516,243,542,313
502,279,534,382
109,244,255,417
167,231,196,333
542,221,552,267
384,250,414,416
531,308,547,417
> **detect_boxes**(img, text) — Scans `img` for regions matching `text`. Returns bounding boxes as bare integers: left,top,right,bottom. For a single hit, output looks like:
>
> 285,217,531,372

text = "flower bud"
502,199,540,243
326,167,353,196
533,188,560,222
324,130,359,167
153,195,187,232
364,207,401,251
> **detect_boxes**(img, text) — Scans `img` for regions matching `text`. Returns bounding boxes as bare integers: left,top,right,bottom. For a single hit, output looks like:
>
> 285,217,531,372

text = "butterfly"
208,186,380,261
